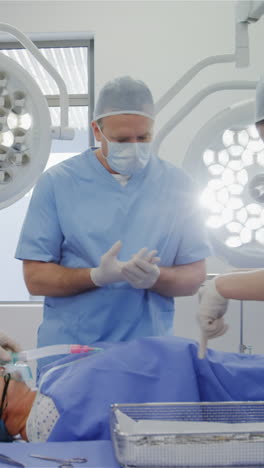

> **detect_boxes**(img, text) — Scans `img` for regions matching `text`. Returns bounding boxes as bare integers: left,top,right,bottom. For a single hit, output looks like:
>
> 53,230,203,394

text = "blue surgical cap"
94,76,155,121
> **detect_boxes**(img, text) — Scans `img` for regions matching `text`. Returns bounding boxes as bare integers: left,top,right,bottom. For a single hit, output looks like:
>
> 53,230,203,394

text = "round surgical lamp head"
0,51,51,209
184,99,264,268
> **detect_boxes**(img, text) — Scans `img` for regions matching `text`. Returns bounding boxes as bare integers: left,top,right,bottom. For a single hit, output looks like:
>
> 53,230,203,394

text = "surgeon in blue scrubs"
15,76,211,373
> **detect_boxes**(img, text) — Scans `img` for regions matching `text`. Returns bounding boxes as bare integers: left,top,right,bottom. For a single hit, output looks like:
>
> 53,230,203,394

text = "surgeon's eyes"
137,136,149,142
117,138,129,143
115,136,150,143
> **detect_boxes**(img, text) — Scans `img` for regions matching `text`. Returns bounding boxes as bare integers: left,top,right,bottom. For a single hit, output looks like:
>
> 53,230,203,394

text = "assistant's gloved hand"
90,240,125,287
122,248,160,289
197,277,229,359
0,331,22,362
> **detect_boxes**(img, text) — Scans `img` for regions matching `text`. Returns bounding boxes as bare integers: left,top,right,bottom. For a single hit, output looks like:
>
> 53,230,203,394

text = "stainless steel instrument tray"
110,401,264,467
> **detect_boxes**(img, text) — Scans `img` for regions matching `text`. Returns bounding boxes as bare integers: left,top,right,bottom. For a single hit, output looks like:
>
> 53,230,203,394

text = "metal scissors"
0,454,25,468
30,454,87,468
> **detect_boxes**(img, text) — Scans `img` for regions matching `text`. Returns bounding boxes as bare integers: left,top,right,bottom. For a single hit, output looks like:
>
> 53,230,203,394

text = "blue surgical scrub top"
15,149,211,371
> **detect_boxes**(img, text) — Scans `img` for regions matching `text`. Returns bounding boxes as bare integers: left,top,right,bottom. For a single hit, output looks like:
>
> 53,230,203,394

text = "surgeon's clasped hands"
122,247,160,289
90,240,124,286
90,241,160,289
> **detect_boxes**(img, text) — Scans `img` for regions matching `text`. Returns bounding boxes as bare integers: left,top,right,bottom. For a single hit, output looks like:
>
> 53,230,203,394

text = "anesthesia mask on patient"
0,360,33,383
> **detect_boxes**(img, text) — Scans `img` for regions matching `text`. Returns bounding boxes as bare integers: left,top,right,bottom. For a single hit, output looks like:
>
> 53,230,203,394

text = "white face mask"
99,128,152,176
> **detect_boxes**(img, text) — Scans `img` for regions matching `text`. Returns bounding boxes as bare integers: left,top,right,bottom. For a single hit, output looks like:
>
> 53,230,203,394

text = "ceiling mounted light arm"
155,55,235,115
155,1,264,119
235,0,264,67
153,80,256,154
236,1,264,24
0,23,74,140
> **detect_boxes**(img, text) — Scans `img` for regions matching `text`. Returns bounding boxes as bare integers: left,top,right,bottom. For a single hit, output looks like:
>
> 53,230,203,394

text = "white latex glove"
90,240,125,287
122,247,160,289
197,277,229,359
0,331,22,362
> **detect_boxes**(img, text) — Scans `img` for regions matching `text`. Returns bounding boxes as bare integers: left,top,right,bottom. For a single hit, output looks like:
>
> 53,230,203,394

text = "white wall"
0,0,264,355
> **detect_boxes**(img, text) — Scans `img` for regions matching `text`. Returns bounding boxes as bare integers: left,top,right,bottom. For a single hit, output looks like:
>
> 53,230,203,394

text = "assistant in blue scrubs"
15,76,211,373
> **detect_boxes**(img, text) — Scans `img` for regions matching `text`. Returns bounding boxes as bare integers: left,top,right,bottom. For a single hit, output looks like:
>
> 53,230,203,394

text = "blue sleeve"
15,172,63,263
174,180,213,265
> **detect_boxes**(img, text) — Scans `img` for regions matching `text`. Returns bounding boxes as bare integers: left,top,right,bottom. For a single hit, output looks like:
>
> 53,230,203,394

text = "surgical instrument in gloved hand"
197,277,229,359
0,454,25,467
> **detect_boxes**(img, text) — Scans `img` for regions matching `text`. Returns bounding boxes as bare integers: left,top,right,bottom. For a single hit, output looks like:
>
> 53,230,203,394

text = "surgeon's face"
92,114,154,157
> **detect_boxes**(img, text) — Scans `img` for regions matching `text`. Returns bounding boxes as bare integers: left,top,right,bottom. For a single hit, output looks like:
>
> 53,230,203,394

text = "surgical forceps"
30,454,87,468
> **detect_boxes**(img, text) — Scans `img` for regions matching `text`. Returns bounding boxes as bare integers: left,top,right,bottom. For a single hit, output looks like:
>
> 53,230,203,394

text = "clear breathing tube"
1,344,103,382
11,344,103,363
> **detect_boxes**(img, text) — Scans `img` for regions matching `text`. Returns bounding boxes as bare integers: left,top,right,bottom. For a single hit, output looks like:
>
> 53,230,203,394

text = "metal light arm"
155,55,235,115
155,1,264,121
153,80,256,154
0,23,74,140
236,0,264,22
235,0,264,67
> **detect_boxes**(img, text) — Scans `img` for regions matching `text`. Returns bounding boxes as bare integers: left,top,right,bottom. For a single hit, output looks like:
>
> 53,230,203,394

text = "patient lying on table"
1,335,264,443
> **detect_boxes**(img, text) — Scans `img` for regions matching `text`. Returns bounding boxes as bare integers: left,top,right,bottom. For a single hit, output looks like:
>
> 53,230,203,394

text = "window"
0,33,94,300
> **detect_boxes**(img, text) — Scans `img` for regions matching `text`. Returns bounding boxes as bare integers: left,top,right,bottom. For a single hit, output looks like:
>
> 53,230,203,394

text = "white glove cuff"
211,277,227,302
90,268,103,287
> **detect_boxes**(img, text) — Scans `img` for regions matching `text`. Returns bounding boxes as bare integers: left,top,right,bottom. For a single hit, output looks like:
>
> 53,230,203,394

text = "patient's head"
0,372,36,441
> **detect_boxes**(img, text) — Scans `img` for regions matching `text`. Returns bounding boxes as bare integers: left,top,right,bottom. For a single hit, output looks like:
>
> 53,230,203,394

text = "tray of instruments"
110,401,264,467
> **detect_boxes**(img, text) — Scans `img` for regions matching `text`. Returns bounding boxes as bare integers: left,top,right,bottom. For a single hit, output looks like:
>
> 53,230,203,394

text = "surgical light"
0,49,51,208
184,100,264,267
0,23,74,209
